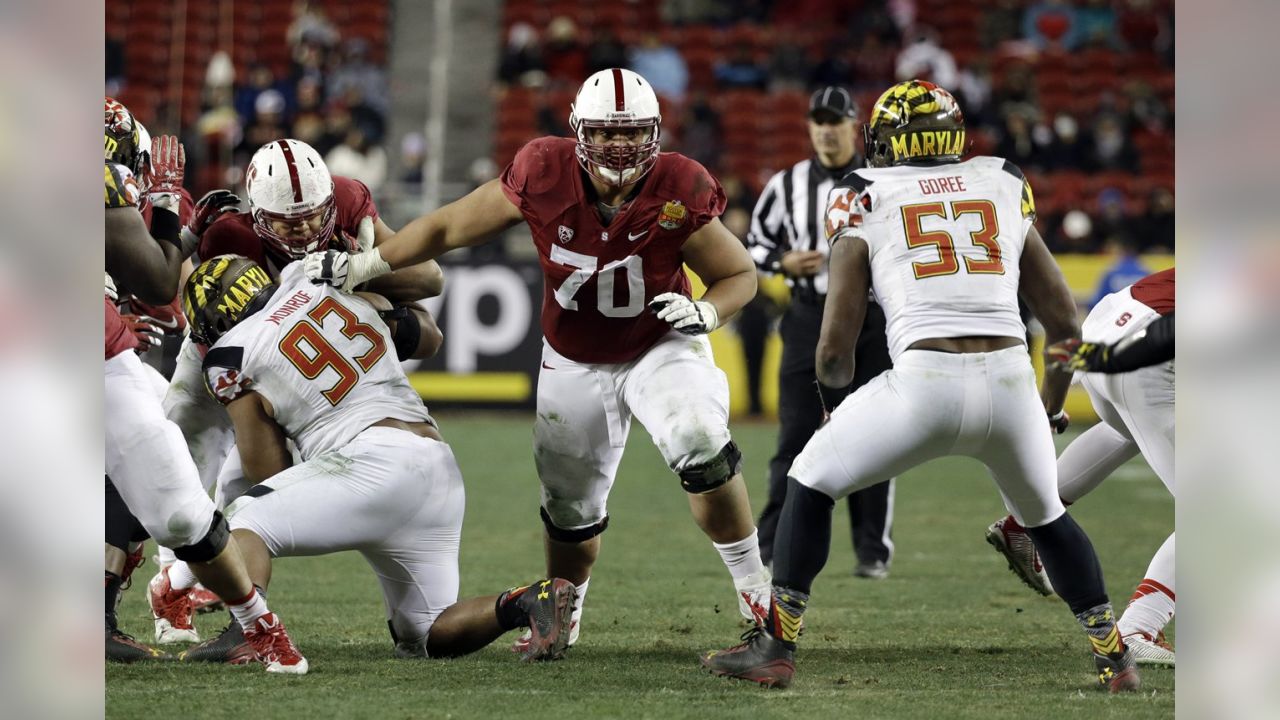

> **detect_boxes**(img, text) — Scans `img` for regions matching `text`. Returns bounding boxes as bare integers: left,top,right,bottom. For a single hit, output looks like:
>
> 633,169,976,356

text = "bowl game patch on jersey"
658,200,686,230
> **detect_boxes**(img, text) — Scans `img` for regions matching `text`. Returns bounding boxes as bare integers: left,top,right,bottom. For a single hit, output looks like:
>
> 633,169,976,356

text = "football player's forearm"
699,269,757,324
362,261,444,301
1040,367,1073,416
816,340,854,389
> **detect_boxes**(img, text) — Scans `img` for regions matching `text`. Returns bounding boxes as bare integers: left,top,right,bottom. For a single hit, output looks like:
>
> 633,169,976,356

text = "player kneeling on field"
178,255,575,664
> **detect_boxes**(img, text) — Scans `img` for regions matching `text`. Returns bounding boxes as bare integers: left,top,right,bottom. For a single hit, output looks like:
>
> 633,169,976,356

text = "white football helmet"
245,139,340,258
569,68,662,186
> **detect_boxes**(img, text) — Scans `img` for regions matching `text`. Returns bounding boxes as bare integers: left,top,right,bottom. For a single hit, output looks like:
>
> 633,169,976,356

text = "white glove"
304,246,391,293
649,292,719,335
105,273,118,302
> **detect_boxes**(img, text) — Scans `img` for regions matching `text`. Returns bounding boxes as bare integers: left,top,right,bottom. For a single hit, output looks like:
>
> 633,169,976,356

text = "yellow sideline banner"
697,254,1174,420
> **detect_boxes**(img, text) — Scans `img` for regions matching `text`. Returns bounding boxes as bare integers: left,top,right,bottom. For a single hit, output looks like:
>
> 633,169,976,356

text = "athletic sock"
156,544,177,568
227,587,271,632
105,571,122,620
773,477,835,594
1076,602,1125,658
1026,512,1108,614
572,578,589,619
1118,533,1175,638
494,584,533,631
713,529,767,581
167,561,197,591
1118,578,1175,639
767,586,808,649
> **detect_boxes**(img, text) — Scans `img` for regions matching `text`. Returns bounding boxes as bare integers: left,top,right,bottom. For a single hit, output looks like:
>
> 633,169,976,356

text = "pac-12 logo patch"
658,200,687,230
557,225,575,243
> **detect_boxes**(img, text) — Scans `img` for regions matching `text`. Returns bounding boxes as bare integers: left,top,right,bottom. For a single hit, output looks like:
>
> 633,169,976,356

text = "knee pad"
540,506,609,543
172,510,230,563
678,441,743,494
379,305,422,361
105,476,149,551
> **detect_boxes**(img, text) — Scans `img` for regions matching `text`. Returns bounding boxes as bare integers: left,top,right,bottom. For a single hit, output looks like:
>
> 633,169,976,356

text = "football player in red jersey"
152,139,444,644
307,68,772,649
105,117,307,672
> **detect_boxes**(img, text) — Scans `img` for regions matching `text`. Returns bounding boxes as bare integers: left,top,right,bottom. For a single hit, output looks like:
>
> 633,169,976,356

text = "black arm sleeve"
1096,313,1174,373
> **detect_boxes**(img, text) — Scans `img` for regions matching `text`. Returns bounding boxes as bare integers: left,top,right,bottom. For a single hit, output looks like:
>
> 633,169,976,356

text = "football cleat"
1122,631,1175,667
509,579,576,662
853,559,890,580
701,626,795,689
189,585,226,615
1094,644,1141,693
985,516,1054,597
106,619,168,663
147,565,199,644
179,620,257,665
735,569,773,625
244,612,308,675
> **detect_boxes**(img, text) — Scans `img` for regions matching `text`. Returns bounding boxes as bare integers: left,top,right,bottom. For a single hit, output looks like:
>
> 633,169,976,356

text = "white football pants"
533,331,732,530
791,346,1065,528
105,351,216,549
225,427,465,645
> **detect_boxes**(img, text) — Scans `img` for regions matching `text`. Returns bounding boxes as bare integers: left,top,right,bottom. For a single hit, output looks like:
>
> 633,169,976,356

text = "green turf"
107,415,1174,719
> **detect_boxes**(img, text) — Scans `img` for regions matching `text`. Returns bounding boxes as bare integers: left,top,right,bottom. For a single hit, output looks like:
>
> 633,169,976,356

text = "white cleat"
147,567,200,644
1123,632,1175,667
735,568,773,624
985,516,1054,597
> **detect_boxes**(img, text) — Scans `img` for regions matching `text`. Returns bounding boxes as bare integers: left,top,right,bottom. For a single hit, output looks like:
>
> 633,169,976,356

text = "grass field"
107,415,1174,719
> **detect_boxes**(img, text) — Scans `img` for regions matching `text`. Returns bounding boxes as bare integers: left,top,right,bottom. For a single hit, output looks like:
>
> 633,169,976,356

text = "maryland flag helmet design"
863,80,966,168
183,255,277,346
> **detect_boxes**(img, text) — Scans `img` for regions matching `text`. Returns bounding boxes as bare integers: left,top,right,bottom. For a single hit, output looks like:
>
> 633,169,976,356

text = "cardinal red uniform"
501,137,726,364
198,176,378,276
497,136,735,548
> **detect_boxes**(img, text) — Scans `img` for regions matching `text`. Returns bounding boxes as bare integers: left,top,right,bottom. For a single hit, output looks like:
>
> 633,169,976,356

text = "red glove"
124,296,186,334
147,135,185,198
121,314,164,351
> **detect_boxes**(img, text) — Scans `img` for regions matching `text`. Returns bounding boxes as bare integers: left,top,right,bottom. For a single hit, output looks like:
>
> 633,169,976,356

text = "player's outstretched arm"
680,217,758,326
307,179,524,291
363,217,446,300
1018,225,1079,419
816,234,870,389
225,392,293,485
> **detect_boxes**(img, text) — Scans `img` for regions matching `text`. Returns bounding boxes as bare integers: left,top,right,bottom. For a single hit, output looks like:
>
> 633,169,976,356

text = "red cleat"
243,613,308,675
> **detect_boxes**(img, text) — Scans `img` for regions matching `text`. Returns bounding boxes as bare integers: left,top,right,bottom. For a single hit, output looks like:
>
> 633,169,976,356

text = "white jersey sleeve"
825,157,1035,359
203,262,431,460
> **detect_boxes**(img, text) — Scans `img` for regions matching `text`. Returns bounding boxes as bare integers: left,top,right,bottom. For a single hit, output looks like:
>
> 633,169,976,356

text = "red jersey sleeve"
333,176,379,230
1130,267,1175,315
682,158,727,232
500,137,569,225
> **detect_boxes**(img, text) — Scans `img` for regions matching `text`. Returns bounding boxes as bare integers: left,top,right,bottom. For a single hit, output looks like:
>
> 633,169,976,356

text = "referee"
747,86,896,579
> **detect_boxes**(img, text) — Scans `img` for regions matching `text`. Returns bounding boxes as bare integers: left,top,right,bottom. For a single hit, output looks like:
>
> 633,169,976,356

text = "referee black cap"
808,86,857,121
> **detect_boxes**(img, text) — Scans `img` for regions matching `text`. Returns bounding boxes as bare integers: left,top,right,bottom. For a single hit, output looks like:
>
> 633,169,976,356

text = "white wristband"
345,247,392,291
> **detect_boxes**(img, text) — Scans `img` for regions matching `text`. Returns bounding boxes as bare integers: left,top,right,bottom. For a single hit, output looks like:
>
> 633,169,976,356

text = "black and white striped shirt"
746,157,859,302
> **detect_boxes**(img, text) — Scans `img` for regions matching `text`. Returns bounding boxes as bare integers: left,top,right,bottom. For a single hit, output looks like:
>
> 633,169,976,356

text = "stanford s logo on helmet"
246,139,342,259
570,68,662,186
863,80,966,168
182,254,278,346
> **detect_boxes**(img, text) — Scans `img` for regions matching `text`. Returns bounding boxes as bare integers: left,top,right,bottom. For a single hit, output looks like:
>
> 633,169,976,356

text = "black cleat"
512,578,576,662
178,619,256,665
106,619,168,663
701,626,796,689
1095,646,1142,693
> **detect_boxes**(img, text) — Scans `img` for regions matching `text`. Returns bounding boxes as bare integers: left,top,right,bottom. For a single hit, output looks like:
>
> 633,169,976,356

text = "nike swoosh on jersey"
628,230,648,241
